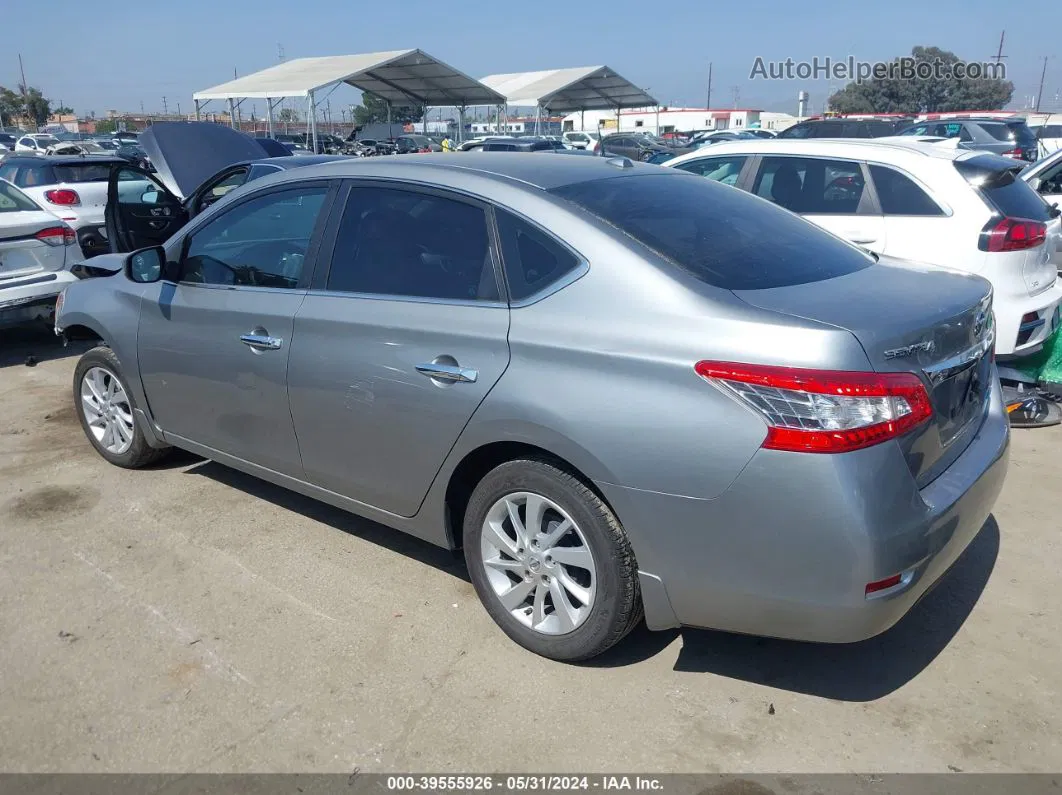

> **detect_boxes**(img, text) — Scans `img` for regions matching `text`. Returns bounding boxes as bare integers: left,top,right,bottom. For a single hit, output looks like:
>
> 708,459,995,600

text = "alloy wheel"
80,366,135,455
479,491,597,635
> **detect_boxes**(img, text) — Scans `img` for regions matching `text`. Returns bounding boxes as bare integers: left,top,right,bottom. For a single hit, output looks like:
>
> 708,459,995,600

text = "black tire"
73,345,171,469
463,457,641,661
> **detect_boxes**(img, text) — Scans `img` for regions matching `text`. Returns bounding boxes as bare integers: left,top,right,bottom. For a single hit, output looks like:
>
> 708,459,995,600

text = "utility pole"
162,96,168,116
706,62,713,109
731,86,740,108
18,53,27,92
140,100,144,114
1036,56,1048,112
992,30,1007,64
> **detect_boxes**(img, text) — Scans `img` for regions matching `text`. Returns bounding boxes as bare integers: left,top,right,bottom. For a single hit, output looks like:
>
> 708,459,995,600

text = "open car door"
106,163,189,254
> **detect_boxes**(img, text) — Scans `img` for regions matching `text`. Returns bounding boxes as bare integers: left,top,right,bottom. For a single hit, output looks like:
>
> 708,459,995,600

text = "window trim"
167,179,338,292
308,177,508,307
863,162,953,218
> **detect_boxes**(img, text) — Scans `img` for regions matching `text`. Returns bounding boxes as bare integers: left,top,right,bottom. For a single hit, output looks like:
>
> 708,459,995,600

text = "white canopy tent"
193,49,507,149
479,66,658,133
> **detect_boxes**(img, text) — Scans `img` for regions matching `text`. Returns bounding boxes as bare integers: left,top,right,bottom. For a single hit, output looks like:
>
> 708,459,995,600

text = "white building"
561,107,798,134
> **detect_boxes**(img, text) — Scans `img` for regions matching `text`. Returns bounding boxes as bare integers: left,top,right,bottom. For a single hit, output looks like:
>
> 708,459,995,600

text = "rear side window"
52,163,112,183
866,121,898,137
751,156,865,214
551,173,873,291
869,166,943,216
327,186,498,302
1038,125,1062,139
495,209,581,301
777,124,811,139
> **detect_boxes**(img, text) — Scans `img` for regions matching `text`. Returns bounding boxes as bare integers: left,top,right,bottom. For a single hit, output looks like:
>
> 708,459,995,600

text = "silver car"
55,153,1009,661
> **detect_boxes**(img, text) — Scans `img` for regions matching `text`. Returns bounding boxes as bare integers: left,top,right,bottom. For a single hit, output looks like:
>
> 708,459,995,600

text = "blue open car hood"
139,122,290,199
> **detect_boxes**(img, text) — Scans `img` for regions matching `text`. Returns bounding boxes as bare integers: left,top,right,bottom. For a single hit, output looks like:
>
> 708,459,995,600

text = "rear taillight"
695,361,934,454
979,217,1047,252
35,225,77,247
43,188,80,206
1002,147,1023,159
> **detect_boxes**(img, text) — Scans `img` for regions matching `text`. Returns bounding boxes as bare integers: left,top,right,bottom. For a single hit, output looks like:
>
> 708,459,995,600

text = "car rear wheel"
74,346,170,468
463,458,641,661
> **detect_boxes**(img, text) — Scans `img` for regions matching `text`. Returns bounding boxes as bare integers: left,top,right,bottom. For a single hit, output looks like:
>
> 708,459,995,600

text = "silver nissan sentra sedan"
55,152,1009,661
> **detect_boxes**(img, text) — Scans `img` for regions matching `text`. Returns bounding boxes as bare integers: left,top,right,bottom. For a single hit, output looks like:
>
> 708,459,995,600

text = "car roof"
665,137,979,165
1,155,126,165
262,151,670,191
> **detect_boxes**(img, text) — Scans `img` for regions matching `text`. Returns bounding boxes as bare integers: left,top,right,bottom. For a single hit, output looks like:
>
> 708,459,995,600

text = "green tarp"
1011,328,1062,388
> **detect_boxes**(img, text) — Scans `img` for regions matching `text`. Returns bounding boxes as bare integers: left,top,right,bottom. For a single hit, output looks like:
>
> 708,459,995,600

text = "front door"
137,181,332,476
107,164,188,253
288,181,511,517
749,154,886,254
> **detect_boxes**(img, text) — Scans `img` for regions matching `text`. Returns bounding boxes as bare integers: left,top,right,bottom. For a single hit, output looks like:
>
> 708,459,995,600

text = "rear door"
288,180,510,517
750,154,886,253
106,164,188,252
137,181,334,475
865,163,952,266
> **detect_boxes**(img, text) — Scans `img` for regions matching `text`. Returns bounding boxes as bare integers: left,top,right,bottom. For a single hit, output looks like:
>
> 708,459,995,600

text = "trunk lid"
733,256,995,487
0,210,68,279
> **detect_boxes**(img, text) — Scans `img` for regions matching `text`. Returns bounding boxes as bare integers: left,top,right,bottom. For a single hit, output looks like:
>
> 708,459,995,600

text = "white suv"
562,131,600,152
665,138,1062,358
14,134,62,154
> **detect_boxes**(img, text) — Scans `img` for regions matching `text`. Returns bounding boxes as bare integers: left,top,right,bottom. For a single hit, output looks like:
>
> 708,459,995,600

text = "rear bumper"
996,281,1062,358
0,270,79,326
601,374,1010,641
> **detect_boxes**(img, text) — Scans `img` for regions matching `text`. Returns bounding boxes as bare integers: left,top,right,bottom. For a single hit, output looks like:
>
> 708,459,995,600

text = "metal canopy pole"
457,105,466,143
423,105,427,135
308,90,318,153
194,99,201,122
266,99,274,138
655,105,660,135
229,98,237,129
580,109,585,132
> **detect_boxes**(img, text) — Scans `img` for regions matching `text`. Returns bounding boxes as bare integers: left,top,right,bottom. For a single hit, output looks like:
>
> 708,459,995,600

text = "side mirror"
141,190,160,204
125,246,165,283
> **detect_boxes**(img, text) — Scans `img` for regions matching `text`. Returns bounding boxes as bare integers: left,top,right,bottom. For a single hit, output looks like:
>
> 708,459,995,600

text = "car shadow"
183,459,470,583
0,325,92,368
589,516,1000,700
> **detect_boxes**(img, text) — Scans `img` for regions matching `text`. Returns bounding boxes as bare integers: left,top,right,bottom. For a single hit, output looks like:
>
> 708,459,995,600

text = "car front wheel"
73,346,170,468
463,458,642,661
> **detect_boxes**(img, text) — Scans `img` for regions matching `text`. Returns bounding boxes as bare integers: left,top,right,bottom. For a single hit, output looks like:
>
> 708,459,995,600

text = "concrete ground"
0,327,1059,774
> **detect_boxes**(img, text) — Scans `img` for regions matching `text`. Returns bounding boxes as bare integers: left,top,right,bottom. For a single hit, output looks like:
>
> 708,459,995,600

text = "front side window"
900,125,928,136
326,186,497,302
868,165,943,216
180,186,327,288
673,155,749,186
495,209,580,301
752,156,865,214
777,124,811,139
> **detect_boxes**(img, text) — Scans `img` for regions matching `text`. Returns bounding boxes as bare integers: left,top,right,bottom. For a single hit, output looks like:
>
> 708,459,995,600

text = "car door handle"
239,333,283,351
846,234,878,245
415,362,478,383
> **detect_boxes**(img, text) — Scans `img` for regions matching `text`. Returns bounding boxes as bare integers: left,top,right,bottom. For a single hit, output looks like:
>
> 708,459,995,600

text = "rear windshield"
956,156,1050,220
52,163,113,183
0,180,39,212
981,122,1035,143
551,173,874,290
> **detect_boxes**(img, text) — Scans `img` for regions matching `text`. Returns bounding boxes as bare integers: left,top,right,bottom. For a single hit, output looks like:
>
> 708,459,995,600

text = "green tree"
829,46,1014,114
94,119,118,134
0,86,23,127
352,92,423,126
277,107,299,123
19,86,51,127
54,105,74,116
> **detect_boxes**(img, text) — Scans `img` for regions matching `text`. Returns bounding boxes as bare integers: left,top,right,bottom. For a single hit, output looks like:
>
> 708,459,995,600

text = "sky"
8,0,1060,119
